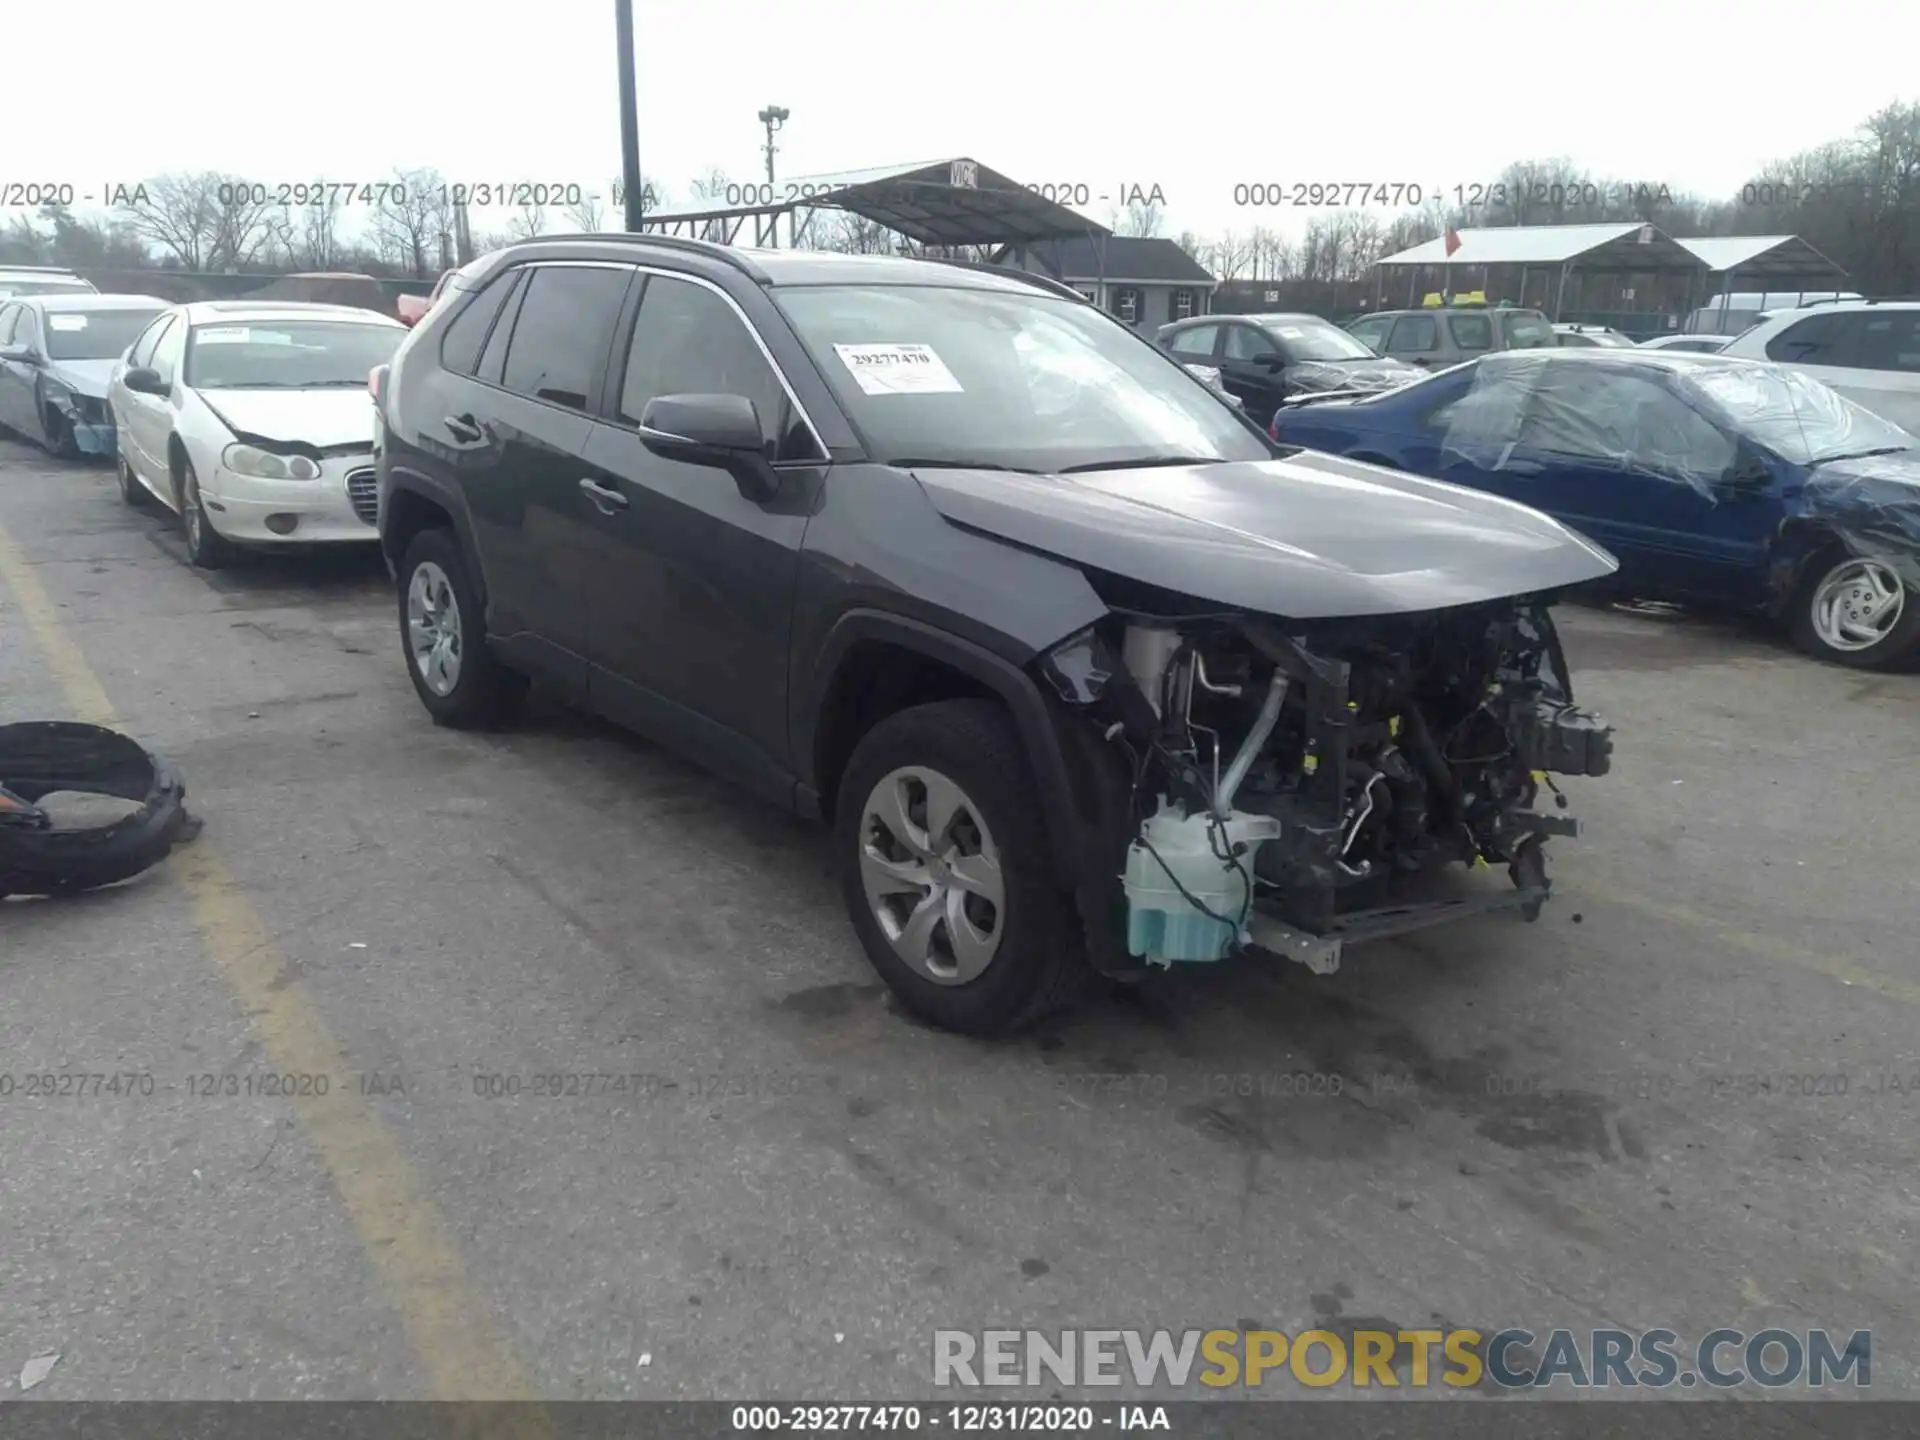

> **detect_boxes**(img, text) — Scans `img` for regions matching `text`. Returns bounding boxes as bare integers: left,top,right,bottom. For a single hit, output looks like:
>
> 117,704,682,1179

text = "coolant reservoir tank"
1122,801,1283,966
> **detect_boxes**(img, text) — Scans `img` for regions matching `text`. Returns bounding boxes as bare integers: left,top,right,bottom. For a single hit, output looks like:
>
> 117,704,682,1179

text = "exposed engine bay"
1038,593,1614,974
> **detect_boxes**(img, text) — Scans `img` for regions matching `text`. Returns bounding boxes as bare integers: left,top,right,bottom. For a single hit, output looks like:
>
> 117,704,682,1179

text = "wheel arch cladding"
383,472,489,610
804,611,1090,888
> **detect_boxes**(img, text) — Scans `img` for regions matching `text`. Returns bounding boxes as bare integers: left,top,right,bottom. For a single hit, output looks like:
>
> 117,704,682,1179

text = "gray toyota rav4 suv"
373,235,1616,1036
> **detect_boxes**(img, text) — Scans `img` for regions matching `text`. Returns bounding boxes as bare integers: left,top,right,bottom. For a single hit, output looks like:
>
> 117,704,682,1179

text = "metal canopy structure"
636,157,1111,252
1671,234,1847,285
1373,223,1734,320
1375,223,1703,274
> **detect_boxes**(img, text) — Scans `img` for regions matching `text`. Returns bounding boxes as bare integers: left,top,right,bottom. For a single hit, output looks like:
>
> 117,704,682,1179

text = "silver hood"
44,359,119,398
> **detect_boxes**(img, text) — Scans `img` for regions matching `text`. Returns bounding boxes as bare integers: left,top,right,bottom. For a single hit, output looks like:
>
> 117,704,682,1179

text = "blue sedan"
1269,349,1920,669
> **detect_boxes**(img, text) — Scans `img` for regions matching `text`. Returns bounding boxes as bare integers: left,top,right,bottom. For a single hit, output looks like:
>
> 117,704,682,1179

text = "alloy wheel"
1811,558,1907,652
857,765,1005,985
407,561,464,697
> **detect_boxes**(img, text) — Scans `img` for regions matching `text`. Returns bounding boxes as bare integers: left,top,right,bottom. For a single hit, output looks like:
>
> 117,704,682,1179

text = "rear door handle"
443,414,483,443
578,478,629,512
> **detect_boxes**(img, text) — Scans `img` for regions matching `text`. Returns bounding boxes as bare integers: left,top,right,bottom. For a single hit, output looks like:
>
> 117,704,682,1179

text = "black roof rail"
504,231,771,283
925,257,1090,303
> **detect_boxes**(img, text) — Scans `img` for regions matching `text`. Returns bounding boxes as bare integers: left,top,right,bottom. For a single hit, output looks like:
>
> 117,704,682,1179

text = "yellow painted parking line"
0,520,544,1408
1574,873,1920,1009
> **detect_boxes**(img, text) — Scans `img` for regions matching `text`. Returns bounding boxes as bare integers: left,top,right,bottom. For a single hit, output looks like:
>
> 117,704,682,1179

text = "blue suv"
1272,349,1920,669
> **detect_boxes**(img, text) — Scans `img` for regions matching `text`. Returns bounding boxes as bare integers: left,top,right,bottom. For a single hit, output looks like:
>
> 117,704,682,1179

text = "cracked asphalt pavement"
2,439,1917,1405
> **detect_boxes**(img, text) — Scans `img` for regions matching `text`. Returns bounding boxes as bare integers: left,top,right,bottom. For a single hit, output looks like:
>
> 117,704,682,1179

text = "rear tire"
397,527,527,728
834,699,1091,1037
1789,549,1920,670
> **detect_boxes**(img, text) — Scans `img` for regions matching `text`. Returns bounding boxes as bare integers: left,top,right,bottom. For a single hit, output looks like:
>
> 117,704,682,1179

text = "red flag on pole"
1443,227,1462,257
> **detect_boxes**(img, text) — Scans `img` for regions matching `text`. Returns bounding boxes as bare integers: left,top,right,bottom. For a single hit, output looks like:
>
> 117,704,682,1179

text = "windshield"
1504,313,1557,348
773,284,1270,471
43,308,167,362
1584,331,1636,348
1682,363,1916,465
1260,318,1377,362
185,320,405,389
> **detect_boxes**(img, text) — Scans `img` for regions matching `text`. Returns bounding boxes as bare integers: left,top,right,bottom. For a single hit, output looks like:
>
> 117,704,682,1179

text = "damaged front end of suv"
1036,586,1613,978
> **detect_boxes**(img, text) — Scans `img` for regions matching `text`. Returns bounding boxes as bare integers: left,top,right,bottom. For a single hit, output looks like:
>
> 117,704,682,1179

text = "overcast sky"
12,0,1915,243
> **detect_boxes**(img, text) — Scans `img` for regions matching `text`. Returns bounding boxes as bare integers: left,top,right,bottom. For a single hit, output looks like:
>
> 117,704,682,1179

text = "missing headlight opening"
1046,599,1612,977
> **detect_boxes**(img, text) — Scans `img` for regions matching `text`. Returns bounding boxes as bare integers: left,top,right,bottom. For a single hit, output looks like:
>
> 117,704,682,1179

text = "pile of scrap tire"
0,721,196,901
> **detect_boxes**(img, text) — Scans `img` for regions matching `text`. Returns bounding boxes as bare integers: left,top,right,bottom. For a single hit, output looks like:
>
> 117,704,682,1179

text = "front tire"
397,527,526,728
178,457,234,569
118,452,149,507
834,699,1090,1037
1790,551,1920,670
43,405,81,460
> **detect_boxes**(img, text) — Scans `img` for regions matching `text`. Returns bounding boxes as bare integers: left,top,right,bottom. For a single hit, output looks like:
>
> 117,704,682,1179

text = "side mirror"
122,366,167,396
0,344,38,365
1720,449,1772,492
1252,352,1288,370
638,393,778,501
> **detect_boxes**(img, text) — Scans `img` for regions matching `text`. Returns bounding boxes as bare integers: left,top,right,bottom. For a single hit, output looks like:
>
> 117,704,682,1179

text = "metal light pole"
616,0,644,231
758,105,789,186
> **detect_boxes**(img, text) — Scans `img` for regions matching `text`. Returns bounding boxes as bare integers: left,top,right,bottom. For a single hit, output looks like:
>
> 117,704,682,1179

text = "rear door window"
1765,312,1852,364
496,265,632,411
1165,324,1220,359
439,270,520,377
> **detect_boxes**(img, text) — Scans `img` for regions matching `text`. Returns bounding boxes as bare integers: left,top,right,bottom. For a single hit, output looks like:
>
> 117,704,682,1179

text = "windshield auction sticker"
194,328,252,345
833,342,964,396
48,315,89,331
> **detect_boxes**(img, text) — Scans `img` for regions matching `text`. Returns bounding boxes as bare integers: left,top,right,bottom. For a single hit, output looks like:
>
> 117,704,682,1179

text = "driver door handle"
443,414,483,443
578,477,629,512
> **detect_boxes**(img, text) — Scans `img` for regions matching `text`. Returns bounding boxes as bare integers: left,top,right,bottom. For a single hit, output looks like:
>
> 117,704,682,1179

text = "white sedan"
108,301,406,568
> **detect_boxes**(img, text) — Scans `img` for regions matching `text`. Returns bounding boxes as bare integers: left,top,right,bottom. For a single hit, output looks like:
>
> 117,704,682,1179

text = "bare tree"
1109,200,1164,238
507,202,548,241
688,167,733,204
264,188,348,270
565,192,608,233
371,168,453,278
116,171,272,271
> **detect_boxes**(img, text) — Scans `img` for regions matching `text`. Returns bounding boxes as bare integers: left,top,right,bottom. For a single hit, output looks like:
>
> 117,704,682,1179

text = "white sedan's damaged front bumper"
201,453,380,545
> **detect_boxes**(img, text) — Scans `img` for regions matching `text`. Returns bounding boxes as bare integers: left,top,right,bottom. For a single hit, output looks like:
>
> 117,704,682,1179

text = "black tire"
1789,548,1920,670
396,526,527,728
117,452,149,507
834,698,1091,1038
177,457,234,569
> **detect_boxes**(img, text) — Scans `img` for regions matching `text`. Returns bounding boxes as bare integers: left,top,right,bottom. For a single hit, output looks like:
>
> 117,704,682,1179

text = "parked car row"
1269,346,1920,669
0,285,407,564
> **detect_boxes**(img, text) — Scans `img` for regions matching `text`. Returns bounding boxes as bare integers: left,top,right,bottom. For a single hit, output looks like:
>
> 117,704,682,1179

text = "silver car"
1346,305,1558,370
0,292,170,456
107,301,406,568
